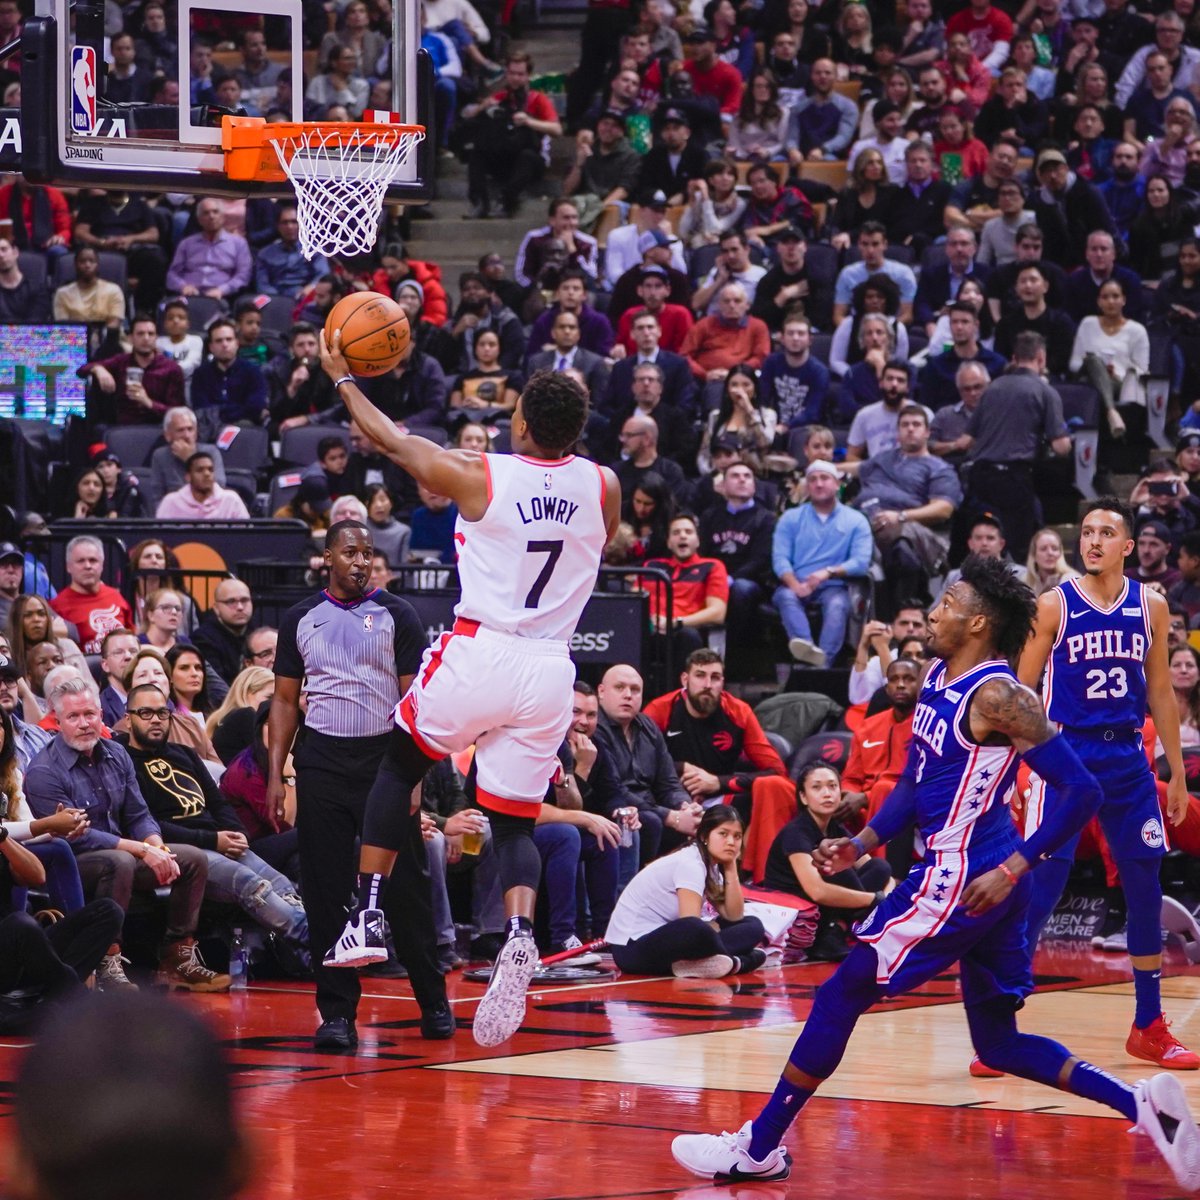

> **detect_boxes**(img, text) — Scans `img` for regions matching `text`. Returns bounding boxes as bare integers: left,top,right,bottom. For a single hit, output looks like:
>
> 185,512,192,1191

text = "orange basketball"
325,292,411,377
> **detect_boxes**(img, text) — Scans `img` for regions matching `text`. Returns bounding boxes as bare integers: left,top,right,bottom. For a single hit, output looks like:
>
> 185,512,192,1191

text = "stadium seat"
104,425,163,468
280,424,346,467
810,333,833,364
17,252,47,292
790,730,853,777
268,470,304,514
258,295,298,338
214,425,270,473
185,295,227,333
1054,382,1101,500
223,468,259,513
800,160,849,191
52,251,129,291
804,243,840,288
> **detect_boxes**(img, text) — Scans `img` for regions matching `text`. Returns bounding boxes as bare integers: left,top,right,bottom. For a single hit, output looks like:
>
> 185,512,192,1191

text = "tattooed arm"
961,676,1103,915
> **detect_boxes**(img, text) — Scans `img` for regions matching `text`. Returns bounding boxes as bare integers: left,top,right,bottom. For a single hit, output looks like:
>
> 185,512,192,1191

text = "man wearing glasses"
193,577,256,685
124,684,310,974
242,627,277,673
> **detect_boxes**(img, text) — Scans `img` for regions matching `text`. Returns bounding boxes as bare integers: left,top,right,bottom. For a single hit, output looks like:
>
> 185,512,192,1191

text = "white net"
265,124,426,260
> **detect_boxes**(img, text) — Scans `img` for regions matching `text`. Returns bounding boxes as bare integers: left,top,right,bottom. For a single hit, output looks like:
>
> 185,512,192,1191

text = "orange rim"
222,115,425,182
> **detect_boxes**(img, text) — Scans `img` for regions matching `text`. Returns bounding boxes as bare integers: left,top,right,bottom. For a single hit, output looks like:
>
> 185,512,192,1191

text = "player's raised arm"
1144,589,1190,826
320,330,490,519
1017,590,1062,690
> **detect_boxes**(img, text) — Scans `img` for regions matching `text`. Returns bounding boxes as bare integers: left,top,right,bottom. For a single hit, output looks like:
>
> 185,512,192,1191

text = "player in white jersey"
317,333,620,1047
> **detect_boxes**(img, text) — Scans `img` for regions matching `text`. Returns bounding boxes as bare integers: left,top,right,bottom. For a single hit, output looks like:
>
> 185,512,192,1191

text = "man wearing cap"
1128,520,1183,590
1178,431,1200,497
1062,229,1147,322
934,513,1027,605
772,461,873,667
155,452,250,521
847,100,912,185
0,542,23,632
635,109,708,207
785,58,859,162
694,229,768,316
526,270,615,362
562,112,641,236
613,267,694,354
609,238,692,323
514,199,600,292
752,228,833,333
959,331,1071,560
605,199,688,291
1027,148,1119,268
680,26,744,123
607,309,698,417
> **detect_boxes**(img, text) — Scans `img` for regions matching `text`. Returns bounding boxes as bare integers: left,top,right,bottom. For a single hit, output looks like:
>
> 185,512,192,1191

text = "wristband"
333,375,355,389
849,835,867,857
998,862,1018,886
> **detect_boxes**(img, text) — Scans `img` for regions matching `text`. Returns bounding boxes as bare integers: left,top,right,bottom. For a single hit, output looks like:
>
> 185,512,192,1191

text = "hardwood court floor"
0,944,1197,1199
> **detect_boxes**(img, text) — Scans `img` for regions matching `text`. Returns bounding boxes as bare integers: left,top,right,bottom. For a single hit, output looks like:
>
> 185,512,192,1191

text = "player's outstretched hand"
319,329,351,382
814,837,860,875
961,868,1014,917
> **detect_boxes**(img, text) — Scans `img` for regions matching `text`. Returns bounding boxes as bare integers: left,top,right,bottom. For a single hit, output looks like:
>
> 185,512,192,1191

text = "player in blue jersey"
670,556,1200,1191
1018,498,1197,1071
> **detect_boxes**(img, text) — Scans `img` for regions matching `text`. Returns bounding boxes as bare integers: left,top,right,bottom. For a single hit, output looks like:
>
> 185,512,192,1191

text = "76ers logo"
1142,818,1165,849
363,613,373,632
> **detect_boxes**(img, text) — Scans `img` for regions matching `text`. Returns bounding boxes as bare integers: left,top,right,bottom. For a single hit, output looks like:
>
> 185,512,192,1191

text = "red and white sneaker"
969,1055,1005,1079
1128,1015,1200,1070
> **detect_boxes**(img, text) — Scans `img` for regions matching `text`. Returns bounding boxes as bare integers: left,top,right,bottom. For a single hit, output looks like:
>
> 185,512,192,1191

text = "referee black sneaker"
324,909,388,968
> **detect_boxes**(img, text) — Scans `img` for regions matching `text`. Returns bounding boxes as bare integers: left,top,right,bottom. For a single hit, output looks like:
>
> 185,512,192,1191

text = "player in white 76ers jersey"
318,331,620,1047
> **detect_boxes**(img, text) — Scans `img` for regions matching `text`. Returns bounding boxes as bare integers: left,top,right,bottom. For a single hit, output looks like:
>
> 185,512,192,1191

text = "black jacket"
699,501,776,586
635,143,708,205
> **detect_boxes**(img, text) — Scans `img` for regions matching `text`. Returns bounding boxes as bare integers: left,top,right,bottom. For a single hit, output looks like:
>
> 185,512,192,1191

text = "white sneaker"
323,908,388,968
1101,924,1129,954
1134,1072,1200,1192
557,934,602,966
95,953,138,992
673,955,735,979
472,930,539,1047
671,1120,791,1182
787,638,826,667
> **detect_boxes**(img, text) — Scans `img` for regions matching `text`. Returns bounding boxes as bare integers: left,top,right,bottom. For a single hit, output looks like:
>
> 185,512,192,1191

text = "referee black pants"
295,729,445,1024
965,459,1041,562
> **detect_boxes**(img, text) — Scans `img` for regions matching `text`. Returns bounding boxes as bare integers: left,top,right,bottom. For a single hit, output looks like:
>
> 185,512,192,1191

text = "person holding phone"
1129,460,1200,552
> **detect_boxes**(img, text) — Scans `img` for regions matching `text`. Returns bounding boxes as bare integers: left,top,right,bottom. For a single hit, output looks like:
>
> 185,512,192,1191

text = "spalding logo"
569,631,612,653
1142,818,1165,849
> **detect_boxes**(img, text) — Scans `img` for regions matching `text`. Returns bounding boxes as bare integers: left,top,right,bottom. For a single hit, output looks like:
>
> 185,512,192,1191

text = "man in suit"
913,225,992,337
605,361,698,467
890,142,954,257
608,309,698,419
527,310,610,408
635,108,708,206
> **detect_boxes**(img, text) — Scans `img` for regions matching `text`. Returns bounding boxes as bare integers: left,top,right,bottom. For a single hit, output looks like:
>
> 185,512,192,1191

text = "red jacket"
0,183,73,247
841,707,913,796
616,303,694,354
370,259,449,326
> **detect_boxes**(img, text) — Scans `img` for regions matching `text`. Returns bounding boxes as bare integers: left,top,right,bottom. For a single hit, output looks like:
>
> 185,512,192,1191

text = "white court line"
246,974,677,1005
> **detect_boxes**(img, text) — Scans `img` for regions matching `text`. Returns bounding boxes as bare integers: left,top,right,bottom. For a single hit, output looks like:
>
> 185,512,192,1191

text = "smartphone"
1148,480,1179,497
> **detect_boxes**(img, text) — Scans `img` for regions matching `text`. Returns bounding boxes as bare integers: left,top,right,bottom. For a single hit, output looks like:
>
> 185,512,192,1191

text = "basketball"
325,292,411,377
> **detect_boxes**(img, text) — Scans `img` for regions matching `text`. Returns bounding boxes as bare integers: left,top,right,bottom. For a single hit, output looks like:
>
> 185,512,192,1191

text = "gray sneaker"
96,953,138,992
788,637,826,667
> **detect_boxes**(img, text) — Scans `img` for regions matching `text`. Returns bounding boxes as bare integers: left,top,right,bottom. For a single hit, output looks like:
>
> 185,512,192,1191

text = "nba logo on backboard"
70,45,97,134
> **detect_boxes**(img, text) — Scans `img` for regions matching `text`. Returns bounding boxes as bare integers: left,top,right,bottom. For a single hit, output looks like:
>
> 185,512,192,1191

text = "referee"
268,519,452,1050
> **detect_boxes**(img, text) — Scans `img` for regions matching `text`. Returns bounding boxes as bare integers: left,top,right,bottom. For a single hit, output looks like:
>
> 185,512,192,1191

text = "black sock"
507,915,532,940
356,872,387,914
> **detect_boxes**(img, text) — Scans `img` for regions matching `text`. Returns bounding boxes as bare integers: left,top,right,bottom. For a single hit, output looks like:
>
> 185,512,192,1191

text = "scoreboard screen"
0,324,90,425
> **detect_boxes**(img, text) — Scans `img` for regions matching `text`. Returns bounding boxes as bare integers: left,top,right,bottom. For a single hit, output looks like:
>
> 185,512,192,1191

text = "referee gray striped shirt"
275,588,427,739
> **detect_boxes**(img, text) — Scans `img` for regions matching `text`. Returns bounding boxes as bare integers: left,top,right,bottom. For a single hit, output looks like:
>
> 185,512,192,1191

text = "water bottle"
230,927,249,991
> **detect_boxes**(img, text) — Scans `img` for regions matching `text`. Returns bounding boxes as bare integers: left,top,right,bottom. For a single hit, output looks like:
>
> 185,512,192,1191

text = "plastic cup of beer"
462,813,488,856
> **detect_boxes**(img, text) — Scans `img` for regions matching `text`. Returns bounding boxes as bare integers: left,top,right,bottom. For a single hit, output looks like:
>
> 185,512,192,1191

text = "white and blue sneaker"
472,929,539,1047
671,1121,792,1182
323,908,388,968
1134,1072,1200,1192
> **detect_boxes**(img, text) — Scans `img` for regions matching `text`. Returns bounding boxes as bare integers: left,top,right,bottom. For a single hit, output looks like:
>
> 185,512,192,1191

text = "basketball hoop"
222,115,426,259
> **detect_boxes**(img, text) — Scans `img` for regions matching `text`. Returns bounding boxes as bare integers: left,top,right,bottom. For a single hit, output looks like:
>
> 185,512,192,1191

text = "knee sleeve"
1119,857,1163,958
486,809,541,893
362,728,438,850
